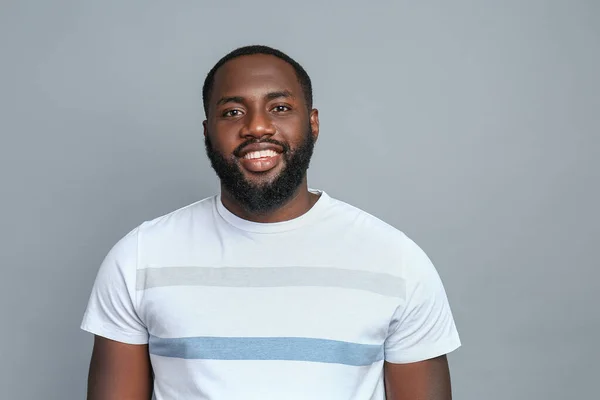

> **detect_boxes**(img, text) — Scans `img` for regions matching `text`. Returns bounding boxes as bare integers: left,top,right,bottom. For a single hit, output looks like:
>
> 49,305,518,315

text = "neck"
220,179,320,223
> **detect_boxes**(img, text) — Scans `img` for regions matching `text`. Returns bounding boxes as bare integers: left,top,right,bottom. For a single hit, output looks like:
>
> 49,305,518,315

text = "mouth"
237,145,284,173
242,149,280,160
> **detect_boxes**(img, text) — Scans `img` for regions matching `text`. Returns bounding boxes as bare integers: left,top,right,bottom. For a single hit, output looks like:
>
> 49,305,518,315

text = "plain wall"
1,1,598,399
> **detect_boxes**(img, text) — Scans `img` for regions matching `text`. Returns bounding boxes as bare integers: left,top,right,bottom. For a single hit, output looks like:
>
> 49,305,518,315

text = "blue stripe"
149,335,384,366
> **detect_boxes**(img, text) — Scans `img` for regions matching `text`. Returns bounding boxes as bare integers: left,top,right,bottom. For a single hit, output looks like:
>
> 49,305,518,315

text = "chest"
137,265,400,347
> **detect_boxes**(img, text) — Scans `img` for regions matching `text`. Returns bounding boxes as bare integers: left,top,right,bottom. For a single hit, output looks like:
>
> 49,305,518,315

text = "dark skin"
203,54,320,223
385,356,453,400
87,337,152,400
86,54,453,399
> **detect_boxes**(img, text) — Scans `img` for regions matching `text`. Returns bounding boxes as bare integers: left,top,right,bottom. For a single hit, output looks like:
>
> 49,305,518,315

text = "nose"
240,109,276,140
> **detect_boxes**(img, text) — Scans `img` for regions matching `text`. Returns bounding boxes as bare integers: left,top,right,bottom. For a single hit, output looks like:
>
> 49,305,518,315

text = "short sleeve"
80,227,148,344
384,236,461,364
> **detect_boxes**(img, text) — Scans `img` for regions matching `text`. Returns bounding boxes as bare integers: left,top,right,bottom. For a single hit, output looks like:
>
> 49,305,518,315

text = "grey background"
1,1,598,399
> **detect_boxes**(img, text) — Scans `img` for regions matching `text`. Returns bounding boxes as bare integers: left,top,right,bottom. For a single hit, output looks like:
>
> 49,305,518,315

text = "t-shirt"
81,190,461,399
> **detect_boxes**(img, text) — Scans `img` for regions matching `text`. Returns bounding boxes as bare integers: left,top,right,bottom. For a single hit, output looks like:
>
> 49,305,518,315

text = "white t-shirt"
81,190,461,399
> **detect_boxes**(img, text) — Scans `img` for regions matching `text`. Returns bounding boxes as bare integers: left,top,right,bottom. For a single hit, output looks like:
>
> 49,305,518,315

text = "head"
202,45,319,214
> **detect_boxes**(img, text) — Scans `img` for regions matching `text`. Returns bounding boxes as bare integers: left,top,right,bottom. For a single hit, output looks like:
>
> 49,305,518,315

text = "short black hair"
202,45,313,117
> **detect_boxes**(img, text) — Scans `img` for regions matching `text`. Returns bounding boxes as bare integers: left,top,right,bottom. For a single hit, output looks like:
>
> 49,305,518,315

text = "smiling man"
81,45,461,400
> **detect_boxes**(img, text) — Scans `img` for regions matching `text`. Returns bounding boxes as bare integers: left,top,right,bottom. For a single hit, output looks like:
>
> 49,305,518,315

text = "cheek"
208,129,239,154
277,119,309,144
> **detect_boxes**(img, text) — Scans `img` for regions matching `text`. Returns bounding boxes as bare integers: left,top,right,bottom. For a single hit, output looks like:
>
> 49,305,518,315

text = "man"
81,45,461,399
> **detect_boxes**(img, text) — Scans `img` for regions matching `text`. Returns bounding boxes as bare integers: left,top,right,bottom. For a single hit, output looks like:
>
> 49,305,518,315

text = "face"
203,54,319,213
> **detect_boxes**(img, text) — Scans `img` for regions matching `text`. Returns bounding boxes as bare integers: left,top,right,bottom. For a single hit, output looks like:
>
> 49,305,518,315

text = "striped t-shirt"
81,190,461,399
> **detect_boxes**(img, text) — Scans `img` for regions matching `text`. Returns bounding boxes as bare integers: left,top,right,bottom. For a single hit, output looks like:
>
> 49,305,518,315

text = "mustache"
232,138,290,158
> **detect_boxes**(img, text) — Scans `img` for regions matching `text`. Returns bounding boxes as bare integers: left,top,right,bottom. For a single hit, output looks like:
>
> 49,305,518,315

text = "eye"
271,105,291,113
222,109,244,118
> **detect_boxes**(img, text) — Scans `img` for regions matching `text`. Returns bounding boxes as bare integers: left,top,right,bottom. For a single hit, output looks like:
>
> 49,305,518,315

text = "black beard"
205,129,315,214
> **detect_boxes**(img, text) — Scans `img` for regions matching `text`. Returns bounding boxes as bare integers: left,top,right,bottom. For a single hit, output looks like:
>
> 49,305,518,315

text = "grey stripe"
137,266,405,298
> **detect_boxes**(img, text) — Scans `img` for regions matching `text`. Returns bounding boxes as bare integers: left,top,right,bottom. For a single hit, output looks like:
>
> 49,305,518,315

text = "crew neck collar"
215,189,330,234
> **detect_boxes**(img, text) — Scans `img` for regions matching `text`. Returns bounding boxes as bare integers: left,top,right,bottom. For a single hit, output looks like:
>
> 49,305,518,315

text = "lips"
236,142,284,157
236,142,284,173
242,149,279,159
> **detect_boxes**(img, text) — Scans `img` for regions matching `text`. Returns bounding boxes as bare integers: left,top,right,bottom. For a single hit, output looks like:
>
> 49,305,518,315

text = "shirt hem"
384,338,461,364
80,322,149,345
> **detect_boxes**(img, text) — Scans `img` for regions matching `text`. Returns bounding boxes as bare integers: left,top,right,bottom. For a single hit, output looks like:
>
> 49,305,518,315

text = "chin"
240,165,285,183
242,172,281,188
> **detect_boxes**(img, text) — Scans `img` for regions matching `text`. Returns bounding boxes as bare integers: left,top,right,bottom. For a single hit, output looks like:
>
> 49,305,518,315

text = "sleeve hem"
384,337,461,364
80,322,149,345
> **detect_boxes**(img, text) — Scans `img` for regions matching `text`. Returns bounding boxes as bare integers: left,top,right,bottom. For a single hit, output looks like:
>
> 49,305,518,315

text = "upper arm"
383,235,460,398
87,336,153,400
385,236,460,364
384,356,452,400
81,228,152,398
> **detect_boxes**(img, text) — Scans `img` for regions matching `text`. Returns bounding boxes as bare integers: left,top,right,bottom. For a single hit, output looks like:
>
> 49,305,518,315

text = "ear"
203,120,208,139
309,109,319,142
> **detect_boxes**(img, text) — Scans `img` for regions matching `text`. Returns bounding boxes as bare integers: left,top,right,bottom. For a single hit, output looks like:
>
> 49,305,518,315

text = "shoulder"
325,194,433,279
142,195,215,228
326,194,409,245
137,195,216,237
107,196,216,259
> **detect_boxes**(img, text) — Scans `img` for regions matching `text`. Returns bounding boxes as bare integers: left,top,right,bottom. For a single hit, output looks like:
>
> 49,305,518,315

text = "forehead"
211,54,302,100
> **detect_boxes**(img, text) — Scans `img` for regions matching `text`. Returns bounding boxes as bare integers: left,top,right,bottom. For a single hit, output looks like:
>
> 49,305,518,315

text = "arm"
81,228,152,398
384,235,460,399
384,356,452,400
87,336,153,400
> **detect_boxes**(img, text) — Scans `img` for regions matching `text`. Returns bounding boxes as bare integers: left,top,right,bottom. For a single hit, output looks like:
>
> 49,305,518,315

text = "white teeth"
244,150,278,159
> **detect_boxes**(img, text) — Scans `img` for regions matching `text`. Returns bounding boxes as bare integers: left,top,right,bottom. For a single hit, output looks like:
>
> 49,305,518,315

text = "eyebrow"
265,90,295,101
215,90,295,107
216,96,245,107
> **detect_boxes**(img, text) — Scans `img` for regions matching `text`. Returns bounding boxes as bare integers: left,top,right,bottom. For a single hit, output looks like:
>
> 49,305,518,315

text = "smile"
239,150,283,173
243,149,280,160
